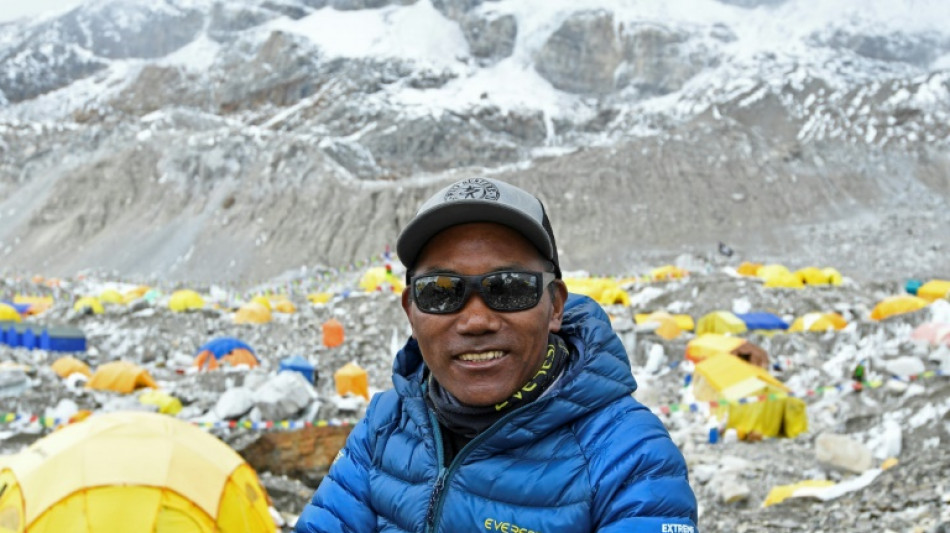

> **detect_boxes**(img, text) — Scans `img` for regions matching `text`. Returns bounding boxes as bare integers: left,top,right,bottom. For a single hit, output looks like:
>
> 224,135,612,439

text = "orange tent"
323,318,344,348
334,362,368,399
233,302,272,324
51,356,92,378
87,361,158,394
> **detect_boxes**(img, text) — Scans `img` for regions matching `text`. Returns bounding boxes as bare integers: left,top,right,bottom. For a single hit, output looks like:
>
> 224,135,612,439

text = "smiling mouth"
456,350,504,362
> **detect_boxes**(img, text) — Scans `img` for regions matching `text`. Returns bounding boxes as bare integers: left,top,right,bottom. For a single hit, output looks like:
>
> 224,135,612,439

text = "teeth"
457,351,504,362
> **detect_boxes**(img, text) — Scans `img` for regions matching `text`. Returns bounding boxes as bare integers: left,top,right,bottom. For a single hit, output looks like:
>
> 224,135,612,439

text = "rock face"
0,44,107,103
534,10,624,95
52,1,204,60
618,23,715,95
330,0,418,10
430,0,489,22
461,10,517,63
239,425,354,487
0,0,949,284
813,29,949,67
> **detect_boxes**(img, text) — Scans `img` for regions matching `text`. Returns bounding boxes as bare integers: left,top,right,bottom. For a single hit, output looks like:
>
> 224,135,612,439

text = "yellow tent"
0,303,22,322
650,265,688,281
564,278,630,306
308,292,333,305
233,302,272,325
693,353,807,439
250,295,272,311
168,290,205,312
334,362,369,400
737,262,762,277
789,312,848,332
635,312,695,332
795,267,827,285
695,311,747,336
637,312,682,340
50,356,92,379
99,289,124,305
0,411,275,533
138,390,183,415
762,272,804,289
870,295,929,321
123,285,151,303
359,266,405,293
684,334,747,363
87,361,158,394
73,297,104,315
13,296,53,316
917,280,950,302
273,300,297,314
821,268,843,285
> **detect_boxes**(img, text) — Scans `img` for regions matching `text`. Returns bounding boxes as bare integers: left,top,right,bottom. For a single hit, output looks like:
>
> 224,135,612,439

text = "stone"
534,10,624,95
617,23,710,96
883,356,926,377
717,476,751,504
430,0,487,21
816,433,874,474
461,11,517,63
239,425,354,487
330,0,417,10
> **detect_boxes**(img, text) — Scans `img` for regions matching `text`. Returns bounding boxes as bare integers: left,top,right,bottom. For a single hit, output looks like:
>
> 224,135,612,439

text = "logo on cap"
444,178,500,202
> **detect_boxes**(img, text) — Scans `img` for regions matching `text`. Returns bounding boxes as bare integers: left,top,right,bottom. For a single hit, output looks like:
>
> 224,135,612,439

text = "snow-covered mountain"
1,0,948,283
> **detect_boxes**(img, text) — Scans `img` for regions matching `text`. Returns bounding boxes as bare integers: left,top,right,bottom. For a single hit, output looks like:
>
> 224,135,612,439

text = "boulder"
431,0,489,22
239,425,354,487
618,23,710,96
461,11,517,63
212,387,256,419
534,10,624,95
253,371,318,421
330,0,417,10
208,3,278,40
816,433,873,474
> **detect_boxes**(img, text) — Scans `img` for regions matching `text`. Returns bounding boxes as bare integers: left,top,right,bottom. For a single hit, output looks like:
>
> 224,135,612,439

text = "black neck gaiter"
426,333,571,440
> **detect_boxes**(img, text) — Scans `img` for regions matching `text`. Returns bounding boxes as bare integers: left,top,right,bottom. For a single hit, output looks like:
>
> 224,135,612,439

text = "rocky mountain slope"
0,0,948,284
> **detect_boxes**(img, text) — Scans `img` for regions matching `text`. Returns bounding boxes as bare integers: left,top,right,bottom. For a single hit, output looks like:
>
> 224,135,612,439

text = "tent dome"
0,411,274,532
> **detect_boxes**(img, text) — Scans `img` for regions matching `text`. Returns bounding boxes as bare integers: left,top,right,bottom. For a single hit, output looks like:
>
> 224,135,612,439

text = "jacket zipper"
425,410,447,531
423,405,537,533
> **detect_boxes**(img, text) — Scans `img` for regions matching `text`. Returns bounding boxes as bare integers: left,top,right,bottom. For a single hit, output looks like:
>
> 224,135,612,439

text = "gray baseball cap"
397,177,561,278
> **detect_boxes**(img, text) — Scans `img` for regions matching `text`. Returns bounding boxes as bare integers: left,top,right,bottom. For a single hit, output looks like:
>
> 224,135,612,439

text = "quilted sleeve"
294,396,380,533
586,401,699,533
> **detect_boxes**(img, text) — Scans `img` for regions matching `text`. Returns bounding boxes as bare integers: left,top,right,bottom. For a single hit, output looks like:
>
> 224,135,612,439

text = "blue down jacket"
297,294,698,532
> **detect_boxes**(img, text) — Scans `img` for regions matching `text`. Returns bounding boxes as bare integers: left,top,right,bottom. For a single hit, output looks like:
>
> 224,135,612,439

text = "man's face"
401,222,567,407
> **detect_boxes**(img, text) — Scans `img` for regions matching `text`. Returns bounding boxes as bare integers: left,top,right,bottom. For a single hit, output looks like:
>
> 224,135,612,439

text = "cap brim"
396,201,555,269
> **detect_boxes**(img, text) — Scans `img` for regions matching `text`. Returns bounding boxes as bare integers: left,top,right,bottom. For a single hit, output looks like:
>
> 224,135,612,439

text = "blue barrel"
906,279,923,295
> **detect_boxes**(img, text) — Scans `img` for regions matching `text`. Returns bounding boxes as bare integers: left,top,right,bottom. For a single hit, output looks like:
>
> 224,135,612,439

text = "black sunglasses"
410,271,556,314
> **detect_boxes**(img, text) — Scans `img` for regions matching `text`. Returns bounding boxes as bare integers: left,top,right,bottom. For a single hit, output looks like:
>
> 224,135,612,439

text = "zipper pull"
425,473,446,527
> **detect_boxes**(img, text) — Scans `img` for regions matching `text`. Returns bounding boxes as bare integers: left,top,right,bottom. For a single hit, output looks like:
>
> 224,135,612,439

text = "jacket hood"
392,294,638,442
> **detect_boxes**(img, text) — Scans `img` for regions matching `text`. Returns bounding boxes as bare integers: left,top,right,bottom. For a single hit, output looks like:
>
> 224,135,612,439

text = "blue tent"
279,355,317,384
1,301,31,315
734,312,789,331
195,337,256,358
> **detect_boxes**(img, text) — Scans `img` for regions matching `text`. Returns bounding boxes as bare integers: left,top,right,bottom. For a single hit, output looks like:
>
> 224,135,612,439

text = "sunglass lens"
481,272,540,311
414,275,465,313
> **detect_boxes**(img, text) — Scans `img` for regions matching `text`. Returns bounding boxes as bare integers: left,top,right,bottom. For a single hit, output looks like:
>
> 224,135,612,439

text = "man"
296,177,698,532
